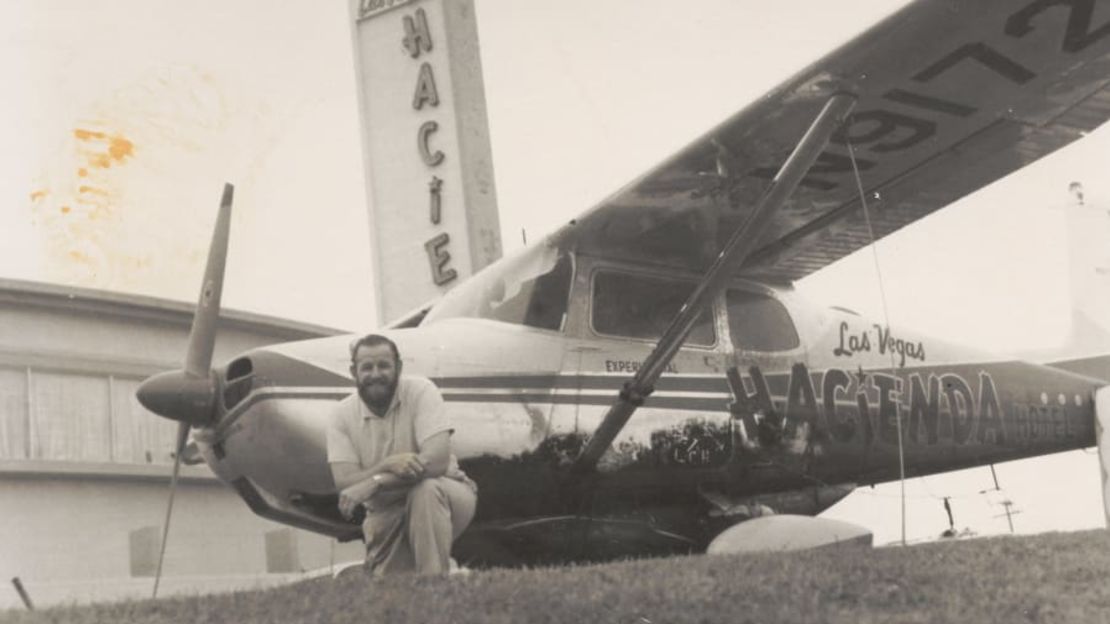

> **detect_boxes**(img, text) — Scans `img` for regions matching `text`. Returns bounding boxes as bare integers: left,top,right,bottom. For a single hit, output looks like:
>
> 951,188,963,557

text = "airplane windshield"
423,244,573,331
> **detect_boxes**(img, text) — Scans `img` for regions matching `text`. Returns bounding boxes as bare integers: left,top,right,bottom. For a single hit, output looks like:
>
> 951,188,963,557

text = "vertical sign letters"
403,7,457,286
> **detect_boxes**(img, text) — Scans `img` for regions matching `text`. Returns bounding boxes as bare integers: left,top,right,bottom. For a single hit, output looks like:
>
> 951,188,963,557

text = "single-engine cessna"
137,0,1110,570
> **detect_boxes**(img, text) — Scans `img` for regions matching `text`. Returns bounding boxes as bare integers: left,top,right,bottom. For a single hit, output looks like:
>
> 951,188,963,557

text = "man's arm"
330,454,425,491
417,430,451,478
331,430,451,490
331,431,452,519
411,378,454,478
331,455,425,520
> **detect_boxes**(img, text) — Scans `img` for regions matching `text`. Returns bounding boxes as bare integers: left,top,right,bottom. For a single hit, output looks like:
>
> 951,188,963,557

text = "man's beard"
358,376,398,413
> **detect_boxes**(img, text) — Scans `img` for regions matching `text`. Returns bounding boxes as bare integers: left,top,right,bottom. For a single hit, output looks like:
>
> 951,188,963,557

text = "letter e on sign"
424,232,457,286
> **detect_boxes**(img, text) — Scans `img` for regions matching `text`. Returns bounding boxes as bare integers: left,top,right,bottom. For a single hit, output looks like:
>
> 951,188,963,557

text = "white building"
0,279,364,609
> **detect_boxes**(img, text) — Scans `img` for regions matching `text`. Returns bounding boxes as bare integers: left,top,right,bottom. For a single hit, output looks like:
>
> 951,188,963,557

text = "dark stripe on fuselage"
433,375,729,393
216,389,350,437
217,388,729,437
441,392,727,412
236,350,1100,445
229,389,727,411
233,350,735,395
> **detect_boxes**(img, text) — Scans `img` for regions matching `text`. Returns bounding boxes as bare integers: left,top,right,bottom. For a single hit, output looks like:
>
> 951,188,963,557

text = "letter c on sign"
418,121,445,167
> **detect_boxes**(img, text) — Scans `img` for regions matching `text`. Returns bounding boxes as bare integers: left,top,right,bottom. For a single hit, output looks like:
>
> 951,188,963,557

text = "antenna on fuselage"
846,140,908,547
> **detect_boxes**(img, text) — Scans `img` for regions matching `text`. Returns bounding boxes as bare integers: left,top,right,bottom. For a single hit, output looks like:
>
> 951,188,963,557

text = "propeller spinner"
136,183,234,598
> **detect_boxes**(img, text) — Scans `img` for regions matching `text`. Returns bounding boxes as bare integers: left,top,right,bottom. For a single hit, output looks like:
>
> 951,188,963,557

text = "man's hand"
380,453,425,480
338,479,378,520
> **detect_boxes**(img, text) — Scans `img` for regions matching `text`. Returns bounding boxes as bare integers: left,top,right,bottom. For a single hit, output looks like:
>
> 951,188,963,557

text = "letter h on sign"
403,8,432,58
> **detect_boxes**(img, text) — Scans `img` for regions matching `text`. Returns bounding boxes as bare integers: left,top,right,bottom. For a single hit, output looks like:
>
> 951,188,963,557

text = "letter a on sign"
413,62,440,110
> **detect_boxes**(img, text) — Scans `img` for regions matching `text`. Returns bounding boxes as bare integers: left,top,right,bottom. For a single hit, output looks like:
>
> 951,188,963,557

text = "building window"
32,372,112,462
0,367,178,466
0,367,28,460
111,377,176,464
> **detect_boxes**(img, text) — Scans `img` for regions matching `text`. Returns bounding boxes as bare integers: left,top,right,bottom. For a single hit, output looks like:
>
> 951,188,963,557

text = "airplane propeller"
136,183,234,598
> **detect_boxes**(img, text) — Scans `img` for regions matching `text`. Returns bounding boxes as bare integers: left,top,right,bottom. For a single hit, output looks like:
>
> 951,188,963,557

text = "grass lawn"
6,529,1110,623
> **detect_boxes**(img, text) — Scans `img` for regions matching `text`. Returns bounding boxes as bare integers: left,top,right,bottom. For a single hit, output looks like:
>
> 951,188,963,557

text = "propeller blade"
184,183,234,379
152,421,190,599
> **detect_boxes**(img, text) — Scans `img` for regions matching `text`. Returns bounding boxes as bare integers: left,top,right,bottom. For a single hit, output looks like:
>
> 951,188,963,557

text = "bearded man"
326,333,477,575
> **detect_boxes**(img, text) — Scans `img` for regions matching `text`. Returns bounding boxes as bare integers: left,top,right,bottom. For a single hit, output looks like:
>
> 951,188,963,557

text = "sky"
4,0,1109,545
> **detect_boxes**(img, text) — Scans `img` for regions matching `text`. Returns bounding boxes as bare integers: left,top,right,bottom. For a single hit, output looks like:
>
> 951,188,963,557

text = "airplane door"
723,286,816,473
564,259,733,472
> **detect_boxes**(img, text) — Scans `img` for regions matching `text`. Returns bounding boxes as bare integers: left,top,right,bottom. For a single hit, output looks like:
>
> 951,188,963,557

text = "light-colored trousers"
361,476,477,575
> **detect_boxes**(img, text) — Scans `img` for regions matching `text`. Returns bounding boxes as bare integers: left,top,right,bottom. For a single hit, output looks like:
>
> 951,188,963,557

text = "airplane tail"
1050,186,1110,528
1040,186,1110,381
1060,187,1110,355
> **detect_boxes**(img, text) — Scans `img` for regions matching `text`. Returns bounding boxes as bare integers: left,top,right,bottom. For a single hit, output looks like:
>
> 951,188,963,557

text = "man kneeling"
327,334,477,575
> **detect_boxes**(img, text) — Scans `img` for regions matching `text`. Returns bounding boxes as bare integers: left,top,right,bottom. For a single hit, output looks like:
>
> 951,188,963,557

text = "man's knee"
407,478,448,509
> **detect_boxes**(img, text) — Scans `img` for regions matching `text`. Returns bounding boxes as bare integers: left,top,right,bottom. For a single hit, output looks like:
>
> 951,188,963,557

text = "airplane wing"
552,0,1110,283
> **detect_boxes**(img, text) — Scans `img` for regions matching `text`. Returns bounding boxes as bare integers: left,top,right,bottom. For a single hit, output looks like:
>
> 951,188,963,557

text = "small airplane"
137,0,1110,576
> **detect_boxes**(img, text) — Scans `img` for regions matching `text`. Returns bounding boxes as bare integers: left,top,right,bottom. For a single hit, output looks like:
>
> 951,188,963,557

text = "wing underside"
554,0,1110,281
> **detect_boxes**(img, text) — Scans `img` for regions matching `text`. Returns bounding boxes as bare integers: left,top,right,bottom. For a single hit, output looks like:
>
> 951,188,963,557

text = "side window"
592,271,715,347
486,253,573,331
423,245,572,332
726,289,799,352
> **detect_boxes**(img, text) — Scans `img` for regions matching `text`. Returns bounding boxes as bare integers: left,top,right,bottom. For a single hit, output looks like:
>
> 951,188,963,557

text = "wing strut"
571,93,857,474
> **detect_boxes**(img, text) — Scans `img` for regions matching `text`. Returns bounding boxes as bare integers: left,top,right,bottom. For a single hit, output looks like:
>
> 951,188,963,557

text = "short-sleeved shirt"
326,375,469,484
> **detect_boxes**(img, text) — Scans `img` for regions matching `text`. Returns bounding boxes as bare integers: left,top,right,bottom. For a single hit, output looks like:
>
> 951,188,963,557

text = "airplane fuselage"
188,257,1100,565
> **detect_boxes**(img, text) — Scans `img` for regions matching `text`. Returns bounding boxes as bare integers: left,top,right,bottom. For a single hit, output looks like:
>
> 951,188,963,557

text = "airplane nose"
136,369,218,427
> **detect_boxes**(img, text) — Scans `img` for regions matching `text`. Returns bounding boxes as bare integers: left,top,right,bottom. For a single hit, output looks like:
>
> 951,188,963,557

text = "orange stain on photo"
108,136,134,161
30,190,48,202
78,185,109,196
73,128,106,141
73,127,135,169
60,206,71,214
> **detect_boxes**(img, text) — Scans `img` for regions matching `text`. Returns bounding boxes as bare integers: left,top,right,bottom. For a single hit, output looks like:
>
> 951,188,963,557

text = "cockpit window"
423,244,573,331
591,270,715,346
726,289,799,352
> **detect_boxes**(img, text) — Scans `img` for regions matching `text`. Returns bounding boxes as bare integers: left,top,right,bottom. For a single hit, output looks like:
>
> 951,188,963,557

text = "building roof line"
0,278,349,340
